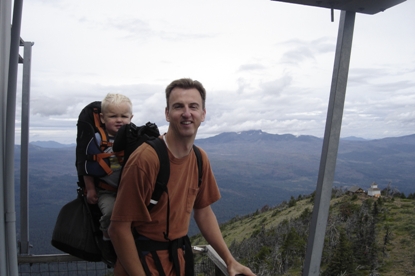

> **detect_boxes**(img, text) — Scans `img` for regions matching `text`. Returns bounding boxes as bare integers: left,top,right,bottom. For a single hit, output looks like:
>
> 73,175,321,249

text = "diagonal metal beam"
302,10,355,276
270,0,405,15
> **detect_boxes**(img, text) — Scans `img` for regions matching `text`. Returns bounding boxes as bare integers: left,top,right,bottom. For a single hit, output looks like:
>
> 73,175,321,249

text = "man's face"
165,87,206,139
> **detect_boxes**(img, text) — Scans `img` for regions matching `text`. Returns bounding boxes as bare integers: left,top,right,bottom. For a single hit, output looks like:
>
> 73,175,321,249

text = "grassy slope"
191,193,415,275
377,198,415,276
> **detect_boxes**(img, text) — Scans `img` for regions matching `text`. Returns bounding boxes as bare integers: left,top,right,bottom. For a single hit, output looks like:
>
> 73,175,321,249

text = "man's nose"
182,107,191,117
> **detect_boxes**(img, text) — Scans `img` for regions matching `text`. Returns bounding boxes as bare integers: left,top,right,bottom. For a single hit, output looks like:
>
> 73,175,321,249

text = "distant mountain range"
30,140,75,148
14,130,415,254
30,134,368,148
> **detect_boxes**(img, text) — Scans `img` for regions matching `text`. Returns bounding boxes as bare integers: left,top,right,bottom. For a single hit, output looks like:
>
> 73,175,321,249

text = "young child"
84,93,133,263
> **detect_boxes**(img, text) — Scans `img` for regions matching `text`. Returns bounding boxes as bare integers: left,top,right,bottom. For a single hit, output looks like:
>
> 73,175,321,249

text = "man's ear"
201,108,206,122
165,107,170,122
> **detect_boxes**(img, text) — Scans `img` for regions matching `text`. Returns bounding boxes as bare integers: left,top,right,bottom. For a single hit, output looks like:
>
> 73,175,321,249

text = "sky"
15,0,415,144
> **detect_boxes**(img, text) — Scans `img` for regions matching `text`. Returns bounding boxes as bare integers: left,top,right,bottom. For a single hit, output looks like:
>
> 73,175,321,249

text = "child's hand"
86,190,98,204
83,175,98,204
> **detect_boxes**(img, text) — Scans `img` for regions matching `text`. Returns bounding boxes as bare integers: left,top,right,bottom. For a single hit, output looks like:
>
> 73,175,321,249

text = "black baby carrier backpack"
52,101,124,265
51,101,161,266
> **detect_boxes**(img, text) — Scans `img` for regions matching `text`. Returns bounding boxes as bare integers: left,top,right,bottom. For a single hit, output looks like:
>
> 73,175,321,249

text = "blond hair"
101,93,132,114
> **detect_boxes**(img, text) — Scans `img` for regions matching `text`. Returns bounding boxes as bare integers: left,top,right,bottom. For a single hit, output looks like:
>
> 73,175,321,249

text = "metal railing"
18,254,113,276
193,245,228,276
17,245,228,276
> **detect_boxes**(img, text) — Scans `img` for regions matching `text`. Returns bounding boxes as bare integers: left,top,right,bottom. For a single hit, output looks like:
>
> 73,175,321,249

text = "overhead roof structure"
272,0,406,14
271,1,406,276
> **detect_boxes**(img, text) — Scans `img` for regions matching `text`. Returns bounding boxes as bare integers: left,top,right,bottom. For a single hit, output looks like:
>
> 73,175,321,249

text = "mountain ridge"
14,130,415,254
30,140,76,148
31,129,412,148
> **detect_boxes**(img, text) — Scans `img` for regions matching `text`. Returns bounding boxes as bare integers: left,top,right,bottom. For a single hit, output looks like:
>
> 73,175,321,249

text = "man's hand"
227,260,256,276
194,206,256,276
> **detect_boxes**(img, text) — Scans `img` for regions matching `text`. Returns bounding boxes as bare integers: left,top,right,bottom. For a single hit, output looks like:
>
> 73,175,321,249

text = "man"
109,78,255,275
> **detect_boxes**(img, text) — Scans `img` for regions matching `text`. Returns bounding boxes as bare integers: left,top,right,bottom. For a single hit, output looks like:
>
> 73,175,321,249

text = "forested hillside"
192,190,415,275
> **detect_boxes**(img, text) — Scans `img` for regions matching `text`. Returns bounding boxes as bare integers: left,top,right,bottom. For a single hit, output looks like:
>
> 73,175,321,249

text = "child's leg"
98,190,116,240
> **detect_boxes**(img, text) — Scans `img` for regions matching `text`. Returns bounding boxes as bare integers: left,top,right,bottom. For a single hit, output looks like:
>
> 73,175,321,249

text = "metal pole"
302,10,355,276
5,0,24,274
0,0,13,274
19,41,34,255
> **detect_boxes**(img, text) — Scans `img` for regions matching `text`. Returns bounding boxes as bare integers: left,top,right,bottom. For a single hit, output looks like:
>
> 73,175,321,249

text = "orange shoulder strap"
92,107,108,151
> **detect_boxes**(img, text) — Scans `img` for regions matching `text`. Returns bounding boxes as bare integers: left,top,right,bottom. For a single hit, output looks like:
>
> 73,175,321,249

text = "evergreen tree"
288,196,297,207
323,229,355,276
373,201,379,217
280,227,306,271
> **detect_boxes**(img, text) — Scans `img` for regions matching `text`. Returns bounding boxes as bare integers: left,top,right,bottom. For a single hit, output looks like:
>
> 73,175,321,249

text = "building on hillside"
367,182,381,198
347,185,364,194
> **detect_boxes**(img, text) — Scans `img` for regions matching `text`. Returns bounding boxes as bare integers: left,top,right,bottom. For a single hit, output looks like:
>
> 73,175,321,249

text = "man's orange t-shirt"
111,140,220,275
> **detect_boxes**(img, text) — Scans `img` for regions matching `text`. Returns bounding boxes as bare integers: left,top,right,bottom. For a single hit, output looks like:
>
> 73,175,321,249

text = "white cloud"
14,0,415,144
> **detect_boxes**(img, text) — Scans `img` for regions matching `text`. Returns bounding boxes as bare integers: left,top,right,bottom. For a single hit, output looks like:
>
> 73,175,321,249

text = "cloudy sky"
16,0,415,144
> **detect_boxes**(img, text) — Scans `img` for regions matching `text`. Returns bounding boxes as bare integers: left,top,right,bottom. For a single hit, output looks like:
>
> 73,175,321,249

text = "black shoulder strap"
146,138,170,211
192,145,203,187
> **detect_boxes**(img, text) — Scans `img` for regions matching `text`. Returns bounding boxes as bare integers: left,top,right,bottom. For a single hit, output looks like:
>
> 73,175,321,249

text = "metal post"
19,40,34,255
302,10,355,276
1,0,13,274
4,0,24,274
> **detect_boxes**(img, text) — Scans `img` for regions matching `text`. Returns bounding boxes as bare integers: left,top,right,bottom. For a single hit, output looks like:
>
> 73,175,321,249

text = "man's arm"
194,206,256,276
108,221,145,275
